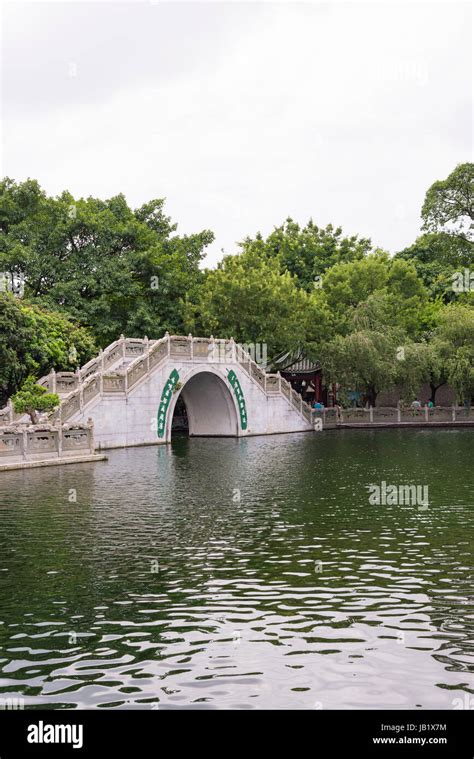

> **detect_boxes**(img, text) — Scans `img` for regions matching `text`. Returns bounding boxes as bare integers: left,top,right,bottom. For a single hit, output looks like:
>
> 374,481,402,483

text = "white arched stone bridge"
6,335,322,450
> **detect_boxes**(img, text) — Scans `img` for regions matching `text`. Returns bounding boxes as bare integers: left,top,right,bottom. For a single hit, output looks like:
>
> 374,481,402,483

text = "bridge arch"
166,368,240,441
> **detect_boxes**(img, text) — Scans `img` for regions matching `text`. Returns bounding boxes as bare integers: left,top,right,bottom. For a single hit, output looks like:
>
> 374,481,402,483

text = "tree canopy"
0,293,96,405
238,218,372,291
184,247,332,360
12,376,59,425
421,163,474,241
0,178,214,346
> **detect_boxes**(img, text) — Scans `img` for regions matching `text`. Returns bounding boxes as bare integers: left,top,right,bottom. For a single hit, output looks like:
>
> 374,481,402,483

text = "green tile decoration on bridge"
227,369,247,430
157,368,180,438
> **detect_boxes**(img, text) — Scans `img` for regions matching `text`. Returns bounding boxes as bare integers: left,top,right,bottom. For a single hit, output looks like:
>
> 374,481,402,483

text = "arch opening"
171,394,189,437
170,371,239,438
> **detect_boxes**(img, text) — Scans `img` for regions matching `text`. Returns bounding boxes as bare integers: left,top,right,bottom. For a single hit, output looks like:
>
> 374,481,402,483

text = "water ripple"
0,429,472,708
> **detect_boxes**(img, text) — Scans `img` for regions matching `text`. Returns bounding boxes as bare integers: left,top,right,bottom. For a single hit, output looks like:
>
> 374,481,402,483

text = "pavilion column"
315,372,322,403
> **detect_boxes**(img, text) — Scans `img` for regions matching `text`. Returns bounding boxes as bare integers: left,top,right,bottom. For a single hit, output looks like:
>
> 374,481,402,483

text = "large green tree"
396,165,473,301
396,233,473,301
12,376,59,425
320,328,402,406
0,293,96,404
184,248,332,360
421,163,474,242
314,252,427,337
0,179,214,345
433,303,474,402
238,218,372,291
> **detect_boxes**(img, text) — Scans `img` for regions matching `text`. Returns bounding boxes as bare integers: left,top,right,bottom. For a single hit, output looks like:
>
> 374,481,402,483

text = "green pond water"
0,428,472,709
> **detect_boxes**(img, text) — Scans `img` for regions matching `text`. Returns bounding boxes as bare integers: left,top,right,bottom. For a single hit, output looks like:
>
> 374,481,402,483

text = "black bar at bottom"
0,709,471,757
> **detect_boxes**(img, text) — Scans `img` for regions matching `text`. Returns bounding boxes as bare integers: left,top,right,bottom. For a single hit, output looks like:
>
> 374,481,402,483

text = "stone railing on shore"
334,405,473,425
0,421,95,464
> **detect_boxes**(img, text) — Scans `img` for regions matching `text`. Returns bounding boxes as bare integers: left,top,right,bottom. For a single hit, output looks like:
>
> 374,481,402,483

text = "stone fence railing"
329,405,474,425
0,422,95,464
36,336,155,394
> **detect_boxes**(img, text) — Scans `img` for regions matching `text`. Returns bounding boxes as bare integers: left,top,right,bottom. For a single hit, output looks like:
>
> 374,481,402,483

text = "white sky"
1,1,472,266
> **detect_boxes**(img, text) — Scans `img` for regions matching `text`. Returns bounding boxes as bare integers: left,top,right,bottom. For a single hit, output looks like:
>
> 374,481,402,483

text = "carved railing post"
144,336,150,374
165,331,170,356
209,335,215,364
188,333,193,361
22,429,28,460
51,369,56,394
229,337,236,364
121,334,126,359
87,418,94,453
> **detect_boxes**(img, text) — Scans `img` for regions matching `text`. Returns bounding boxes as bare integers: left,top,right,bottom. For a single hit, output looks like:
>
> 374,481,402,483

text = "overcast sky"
1,1,472,265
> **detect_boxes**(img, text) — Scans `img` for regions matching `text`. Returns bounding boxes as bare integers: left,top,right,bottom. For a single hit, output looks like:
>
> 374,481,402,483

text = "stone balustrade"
35,336,152,394
102,373,126,393
149,338,168,369
169,337,192,358
321,408,338,428
55,373,79,393
0,422,95,464
61,392,81,422
265,375,280,393
280,378,291,398
127,357,148,389
0,401,18,426
82,375,101,406
192,338,213,359
338,406,473,425
338,407,368,424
